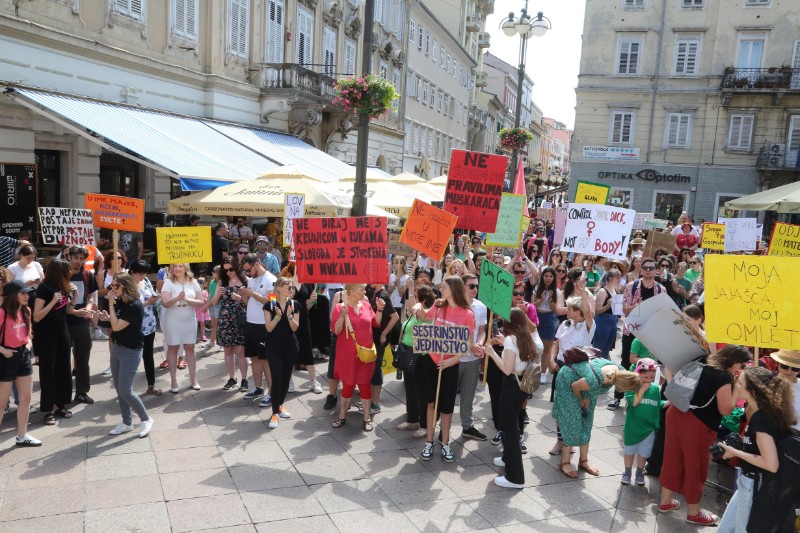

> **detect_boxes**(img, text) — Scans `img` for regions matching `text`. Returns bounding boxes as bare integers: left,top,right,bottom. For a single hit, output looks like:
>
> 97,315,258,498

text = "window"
623,0,645,7
227,0,248,59
653,191,688,221
610,110,635,144
608,188,633,209
432,39,438,62
171,0,197,41
422,82,430,103
113,0,145,20
743,0,771,5
391,68,400,113
787,115,800,166
404,120,411,152
665,113,692,148
420,128,427,155
379,60,388,80
674,39,700,75
727,114,754,150
416,75,422,99
617,36,642,75
443,94,449,117
406,72,417,97
435,134,441,160
428,128,433,157
265,0,284,63
429,84,436,107
417,25,424,50
680,0,704,6
792,41,800,89
446,53,451,73
323,26,336,76
296,6,313,66
392,3,403,39
440,46,446,68
412,124,420,152
437,90,443,112
344,38,356,75
409,20,415,44
425,32,430,55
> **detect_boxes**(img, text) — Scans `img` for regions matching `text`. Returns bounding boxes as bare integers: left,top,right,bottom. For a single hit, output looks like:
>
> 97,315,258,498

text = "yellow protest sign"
701,223,725,251
520,215,531,232
705,255,800,350
768,222,800,257
574,180,610,205
156,226,212,264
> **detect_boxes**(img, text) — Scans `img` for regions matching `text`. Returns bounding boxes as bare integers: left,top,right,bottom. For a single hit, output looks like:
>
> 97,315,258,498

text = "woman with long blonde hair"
160,263,203,393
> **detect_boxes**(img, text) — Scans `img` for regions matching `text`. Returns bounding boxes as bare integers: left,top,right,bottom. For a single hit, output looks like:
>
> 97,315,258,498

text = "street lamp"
499,5,551,185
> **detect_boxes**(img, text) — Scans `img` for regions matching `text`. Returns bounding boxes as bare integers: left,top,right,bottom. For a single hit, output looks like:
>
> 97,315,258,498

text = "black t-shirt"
66,268,99,326
741,410,783,476
111,299,144,349
34,282,69,330
368,287,396,346
640,282,655,301
263,299,299,352
211,235,229,270
690,365,733,430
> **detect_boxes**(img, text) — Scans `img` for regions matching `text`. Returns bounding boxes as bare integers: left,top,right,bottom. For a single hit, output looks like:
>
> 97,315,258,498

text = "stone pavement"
0,335,731,532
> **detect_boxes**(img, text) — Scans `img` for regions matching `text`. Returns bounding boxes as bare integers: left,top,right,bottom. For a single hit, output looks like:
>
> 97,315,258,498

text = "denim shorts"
623,431,656,457
208,304,221,319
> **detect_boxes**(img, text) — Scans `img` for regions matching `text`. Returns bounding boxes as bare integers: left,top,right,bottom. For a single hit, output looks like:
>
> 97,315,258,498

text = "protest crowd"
0,155,799,533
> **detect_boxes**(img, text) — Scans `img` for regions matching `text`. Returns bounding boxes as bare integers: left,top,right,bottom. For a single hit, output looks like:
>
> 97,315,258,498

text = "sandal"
362,420,373,432
178,359,187,370
558,461,578,479
578,460,600,476
55,408,72,419
332,417,346,429
146,386,163,396
43,413,56,425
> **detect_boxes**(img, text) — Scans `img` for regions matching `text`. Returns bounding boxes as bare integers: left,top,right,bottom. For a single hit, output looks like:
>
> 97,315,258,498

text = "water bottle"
396,368,403,380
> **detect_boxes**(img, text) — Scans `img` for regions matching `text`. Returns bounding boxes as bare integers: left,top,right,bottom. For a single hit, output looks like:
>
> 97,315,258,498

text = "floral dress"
217,286,245,347
138,278,158,336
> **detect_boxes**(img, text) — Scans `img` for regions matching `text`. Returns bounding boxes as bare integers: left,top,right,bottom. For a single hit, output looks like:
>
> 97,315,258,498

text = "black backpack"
747,428,800,533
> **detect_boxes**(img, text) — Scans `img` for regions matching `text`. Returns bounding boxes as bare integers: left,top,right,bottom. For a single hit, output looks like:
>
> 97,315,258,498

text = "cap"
3,280,34,297
255,236,269,245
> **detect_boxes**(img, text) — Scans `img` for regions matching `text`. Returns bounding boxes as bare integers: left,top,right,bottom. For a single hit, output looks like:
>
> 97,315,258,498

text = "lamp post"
500,5,551,185
351,0,375,217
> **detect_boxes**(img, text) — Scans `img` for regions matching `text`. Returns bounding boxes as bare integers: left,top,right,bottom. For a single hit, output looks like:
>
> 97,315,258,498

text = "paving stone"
0,482,84,521
255,514,339,533
167,493,251,532
155,444,225,473
87,432,154,456
464,490,551,526
218,438,288,467
2,511,84,533
399,496,494,532
240,485,326,523
294,454,368,485
85,501,172,533
229,461,306,492
85,450,158,481
86,474,164,510
374,471,458,506
160,467,238,500
149,425,216,451
350,449,429,477
329,505,420,533
310,478,393,513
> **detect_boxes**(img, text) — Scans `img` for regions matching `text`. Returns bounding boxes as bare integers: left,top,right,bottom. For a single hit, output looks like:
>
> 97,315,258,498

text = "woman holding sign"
414,276,475,463
161,263,203,393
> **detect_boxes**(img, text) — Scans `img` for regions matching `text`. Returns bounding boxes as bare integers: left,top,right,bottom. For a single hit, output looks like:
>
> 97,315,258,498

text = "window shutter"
228,0,248,58
432,40,438,62
409,20,415,44
175,0,185,34
266,0,284,63
323,27,336,76
297,6,314,66
344,38,356,75
675,40,699,75
617,39,641,74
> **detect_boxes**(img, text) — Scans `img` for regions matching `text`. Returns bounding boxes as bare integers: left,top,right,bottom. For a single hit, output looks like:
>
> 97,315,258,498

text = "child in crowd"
202,266,221,350
195,277,210,343
622,358,667,485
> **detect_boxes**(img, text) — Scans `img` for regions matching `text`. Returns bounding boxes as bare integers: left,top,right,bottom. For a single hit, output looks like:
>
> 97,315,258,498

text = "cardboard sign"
701,223,725,251
294,216,389,284
444,150,507,232
478,258,514,321
486,193,526,247
156,226,212,264
0,163,37,238
723,218,759,253
643,230,677,259
560,203,635,258
38,207,95,246
536,208,555,223
412,324,471,355
633,212,653,230
767,222,800,257
520,215,531,232
624,294,709,373
574,180,610,205
553,205,568,246
399,199,458,261
85,193,144,233
388,229,416,257
705,255,800,349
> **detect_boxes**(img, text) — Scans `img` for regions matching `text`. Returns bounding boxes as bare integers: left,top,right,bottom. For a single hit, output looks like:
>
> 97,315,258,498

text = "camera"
709,432,743,459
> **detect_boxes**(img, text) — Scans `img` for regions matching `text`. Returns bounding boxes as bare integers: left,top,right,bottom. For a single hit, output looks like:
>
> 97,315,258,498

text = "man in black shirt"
66,246,100,404
209,222,230,274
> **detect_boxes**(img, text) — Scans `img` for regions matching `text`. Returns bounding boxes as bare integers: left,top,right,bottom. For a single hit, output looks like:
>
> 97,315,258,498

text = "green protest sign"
478,259,514,321
485,193,526,247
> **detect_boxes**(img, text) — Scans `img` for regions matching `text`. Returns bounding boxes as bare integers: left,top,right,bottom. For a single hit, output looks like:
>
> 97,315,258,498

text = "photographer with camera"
716,366,795,533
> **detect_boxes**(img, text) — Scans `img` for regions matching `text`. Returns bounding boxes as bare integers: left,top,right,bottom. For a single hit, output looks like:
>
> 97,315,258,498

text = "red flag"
512,155,528,215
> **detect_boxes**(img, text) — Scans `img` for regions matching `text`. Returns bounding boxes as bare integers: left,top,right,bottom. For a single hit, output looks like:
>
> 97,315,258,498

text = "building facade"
570,0,800,224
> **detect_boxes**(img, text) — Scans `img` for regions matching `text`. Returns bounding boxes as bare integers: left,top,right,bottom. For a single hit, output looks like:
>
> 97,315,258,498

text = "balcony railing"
257,63,340,101
721,67,800,91
756,145,800,170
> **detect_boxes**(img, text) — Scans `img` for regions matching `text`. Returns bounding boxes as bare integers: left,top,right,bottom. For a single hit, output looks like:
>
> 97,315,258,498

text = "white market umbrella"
725,181,800,214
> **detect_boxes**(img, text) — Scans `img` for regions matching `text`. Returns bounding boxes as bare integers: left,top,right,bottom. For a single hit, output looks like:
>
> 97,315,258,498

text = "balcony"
756,144,800,171
257,63,339,102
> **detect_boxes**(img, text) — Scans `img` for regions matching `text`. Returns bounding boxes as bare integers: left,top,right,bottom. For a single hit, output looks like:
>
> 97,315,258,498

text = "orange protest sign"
85,193,144,232
399,199,458,261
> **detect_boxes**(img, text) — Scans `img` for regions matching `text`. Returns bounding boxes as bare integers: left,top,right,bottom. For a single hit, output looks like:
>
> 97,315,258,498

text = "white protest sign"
38,207,95,246
553,204,568,246
633,212,653,230
560,203,636,258
284,193,305,260
611,294,624,316
723,218,759,252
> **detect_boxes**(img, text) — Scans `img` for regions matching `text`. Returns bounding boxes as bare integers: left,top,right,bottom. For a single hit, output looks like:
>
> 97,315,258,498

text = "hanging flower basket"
498,127,534,152
332,75,399,119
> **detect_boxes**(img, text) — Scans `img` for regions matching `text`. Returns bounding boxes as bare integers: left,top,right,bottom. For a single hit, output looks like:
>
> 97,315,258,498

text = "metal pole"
351,0,375,217
508,33,527,188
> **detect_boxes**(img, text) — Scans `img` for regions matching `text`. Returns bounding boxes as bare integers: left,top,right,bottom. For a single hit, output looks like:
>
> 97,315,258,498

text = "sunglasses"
238,251,247,255
779,363,800,372
556,269,566,273
110,283,120,289
660,264,670,268
467,283,479,289
242,264,254,272
642,266,656,271
512,291,525,297
690,261,699,264
513,270,526,275
224,268,235,273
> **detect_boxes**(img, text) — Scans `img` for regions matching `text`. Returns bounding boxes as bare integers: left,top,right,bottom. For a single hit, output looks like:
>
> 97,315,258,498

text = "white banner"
38,207,95,246
633,212,653,230
559,203,636,259
582,145,640,161
722,218,759,252
284,193,306,260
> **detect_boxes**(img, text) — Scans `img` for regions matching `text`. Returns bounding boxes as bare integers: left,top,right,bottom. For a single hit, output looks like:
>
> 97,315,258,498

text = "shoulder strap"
0,310,7,346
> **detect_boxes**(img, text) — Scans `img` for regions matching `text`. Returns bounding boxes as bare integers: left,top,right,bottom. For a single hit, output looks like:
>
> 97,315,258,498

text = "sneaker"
93,330,109,340
540,372,548,385
359,403,381,415
15,434,42,447
138,418,154,438
548,438,564,455
491,431,503,446
607,398,621,411
287,379,295,393
413,428,427,438
259,395,272,408
493,475,524,489
239,379,249,393
74,393,95,405
421,441,434,461
223,378,237,391
311,380,323,394
658,499,681,513
635,471,645,486
244,387,264,400
621,471,632,485
322,394,337,410
686,511,719,526
109,422,134,435
520,437,528,454
522,411,530,425
102,367,112,377
462,427,488,441
441,444,455,463
268,414,279,429
396,421,420,431
279,406,291,419
493,457,505,467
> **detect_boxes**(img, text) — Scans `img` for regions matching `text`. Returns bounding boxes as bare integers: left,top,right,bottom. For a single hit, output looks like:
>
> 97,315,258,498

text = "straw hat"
607,258,629,276
769,349,800,368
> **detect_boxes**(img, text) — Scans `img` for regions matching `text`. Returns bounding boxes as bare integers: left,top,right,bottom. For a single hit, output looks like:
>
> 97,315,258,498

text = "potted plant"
332,74,399,119
498,127,534,152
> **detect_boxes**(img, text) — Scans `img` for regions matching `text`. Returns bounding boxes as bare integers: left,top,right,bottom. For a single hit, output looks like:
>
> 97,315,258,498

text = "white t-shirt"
246,271,276,324
8,261,44,285
462,299,488,363
503,333,544,373
671,225,700,239
161,278,202,308
555,319,597,363
389,273,408,308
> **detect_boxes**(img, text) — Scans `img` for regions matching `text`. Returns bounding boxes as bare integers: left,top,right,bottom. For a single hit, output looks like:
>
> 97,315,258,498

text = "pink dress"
195,290,210,321
331,302,376,385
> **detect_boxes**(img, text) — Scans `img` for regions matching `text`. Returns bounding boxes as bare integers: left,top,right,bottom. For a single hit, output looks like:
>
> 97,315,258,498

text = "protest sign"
156,226,212,264
611,294,624,316
399,199,458,261
536,208,555,223
633,212,653,230
701,222,725,251
444,150,507,232
644,219,668,229
767,222,800,257
412,323,471,356
520,215,531,232
38,207,95,246
643,230,676,259
84,193,144,233
723,218,759,252
574,180,610,205
294,216,388,284
283,193,305,255
560,203,635,258
553,204,568,246
478,258,514,321
0,164,36,239
486,193,526,247
388,229,415,257
705,255,800,350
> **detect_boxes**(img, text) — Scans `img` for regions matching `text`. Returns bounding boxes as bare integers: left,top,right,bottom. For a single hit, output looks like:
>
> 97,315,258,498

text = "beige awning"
725,181,800,213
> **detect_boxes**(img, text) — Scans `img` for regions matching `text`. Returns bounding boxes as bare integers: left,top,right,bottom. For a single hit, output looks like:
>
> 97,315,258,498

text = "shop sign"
582,146,640,161
0,163,36,239
597,169,692,184
0,108,31,129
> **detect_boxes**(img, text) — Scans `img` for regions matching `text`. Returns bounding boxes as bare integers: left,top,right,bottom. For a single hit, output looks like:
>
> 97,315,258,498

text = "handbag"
393,318,419,372
344,305,378,364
